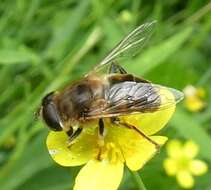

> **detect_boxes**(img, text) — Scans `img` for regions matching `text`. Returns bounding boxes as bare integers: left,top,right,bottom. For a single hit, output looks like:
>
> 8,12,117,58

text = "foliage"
0,0,211,190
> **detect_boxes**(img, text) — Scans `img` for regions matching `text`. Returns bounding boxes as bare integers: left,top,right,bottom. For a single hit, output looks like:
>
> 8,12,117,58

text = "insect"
39,21,183,150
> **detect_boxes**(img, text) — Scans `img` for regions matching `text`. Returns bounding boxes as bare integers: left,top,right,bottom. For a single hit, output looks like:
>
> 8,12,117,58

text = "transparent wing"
92,21,157,73
84,82,184,119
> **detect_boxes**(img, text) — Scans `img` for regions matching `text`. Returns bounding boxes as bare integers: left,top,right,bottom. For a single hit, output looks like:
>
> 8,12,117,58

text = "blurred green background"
0,0,211,190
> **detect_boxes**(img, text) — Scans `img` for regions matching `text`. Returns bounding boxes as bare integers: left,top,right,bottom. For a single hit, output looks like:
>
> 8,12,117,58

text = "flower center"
98,142,124,164
177,156,190,171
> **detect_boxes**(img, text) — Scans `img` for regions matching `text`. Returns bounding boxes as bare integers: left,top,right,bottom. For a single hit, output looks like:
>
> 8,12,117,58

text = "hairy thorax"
54,76,107,126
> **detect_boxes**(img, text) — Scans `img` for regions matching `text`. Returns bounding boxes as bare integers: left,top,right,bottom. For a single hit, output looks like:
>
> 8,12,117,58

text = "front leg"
66,127,83,148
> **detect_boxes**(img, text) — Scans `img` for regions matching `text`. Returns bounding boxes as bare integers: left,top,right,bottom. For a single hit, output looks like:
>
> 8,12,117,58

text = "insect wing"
91,21,156,73
85,82,184,119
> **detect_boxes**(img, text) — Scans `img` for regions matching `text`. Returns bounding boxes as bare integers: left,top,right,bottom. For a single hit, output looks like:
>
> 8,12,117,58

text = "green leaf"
0,132,53,190
127,27,193,75
0,46,40,65
45,0,90,60
17,166,77,190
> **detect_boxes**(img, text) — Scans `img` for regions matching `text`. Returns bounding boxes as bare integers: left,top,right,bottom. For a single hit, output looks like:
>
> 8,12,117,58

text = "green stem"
130,170,147,190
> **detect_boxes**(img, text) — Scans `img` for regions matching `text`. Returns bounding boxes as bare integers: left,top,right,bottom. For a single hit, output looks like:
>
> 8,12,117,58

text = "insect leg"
67,127,83,148
109,62,127,74
97,118,107,160
111,117,160,151
66,127,73,136
98,118,106,146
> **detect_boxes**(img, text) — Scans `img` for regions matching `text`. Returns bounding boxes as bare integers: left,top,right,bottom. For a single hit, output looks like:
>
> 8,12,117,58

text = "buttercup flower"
163,140,208,189
47,89,176,190
183,85,206,112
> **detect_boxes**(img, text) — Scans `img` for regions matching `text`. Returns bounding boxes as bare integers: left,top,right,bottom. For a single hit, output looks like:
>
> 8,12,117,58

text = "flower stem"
130,171,147,190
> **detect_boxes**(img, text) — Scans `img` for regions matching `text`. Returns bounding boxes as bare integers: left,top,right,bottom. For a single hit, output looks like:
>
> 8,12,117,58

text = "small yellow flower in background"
119,10,133,23
46,90,176,190
183,85,206,112
163,139,208,189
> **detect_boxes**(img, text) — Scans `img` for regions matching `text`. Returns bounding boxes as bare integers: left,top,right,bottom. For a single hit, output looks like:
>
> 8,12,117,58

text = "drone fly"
39,21,183,149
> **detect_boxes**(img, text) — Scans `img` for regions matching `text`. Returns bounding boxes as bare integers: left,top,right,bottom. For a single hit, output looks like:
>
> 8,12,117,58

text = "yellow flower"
119,10,133,23
163,140,208,189
183,85,206,112
47,89,176,190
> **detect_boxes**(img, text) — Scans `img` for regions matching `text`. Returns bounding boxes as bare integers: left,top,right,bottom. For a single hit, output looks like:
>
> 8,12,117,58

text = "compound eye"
42,103,63,131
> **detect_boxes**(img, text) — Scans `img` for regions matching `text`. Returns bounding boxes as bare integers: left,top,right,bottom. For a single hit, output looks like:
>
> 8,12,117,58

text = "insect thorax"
55,77,106,122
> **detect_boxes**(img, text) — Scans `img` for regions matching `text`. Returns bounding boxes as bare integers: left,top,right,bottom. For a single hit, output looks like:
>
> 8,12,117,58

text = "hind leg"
111,117,160,151
109,62,127,74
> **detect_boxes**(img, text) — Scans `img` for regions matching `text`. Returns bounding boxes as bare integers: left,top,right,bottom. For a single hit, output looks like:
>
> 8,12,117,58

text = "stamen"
97,142,124,164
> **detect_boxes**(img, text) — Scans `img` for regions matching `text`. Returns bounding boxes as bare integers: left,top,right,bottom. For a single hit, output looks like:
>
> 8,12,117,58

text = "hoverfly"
40,21,183,150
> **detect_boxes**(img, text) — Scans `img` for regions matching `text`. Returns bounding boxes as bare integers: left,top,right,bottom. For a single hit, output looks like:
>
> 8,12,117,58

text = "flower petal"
166,139,183,158
163,158,178,176
184,96,205,112
189,159,208,176
105,122,167,171
125,136,167,171
183,141,199,159
74,159,124,190
46,130,98,166
176,171,194,189
120,88,176,135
